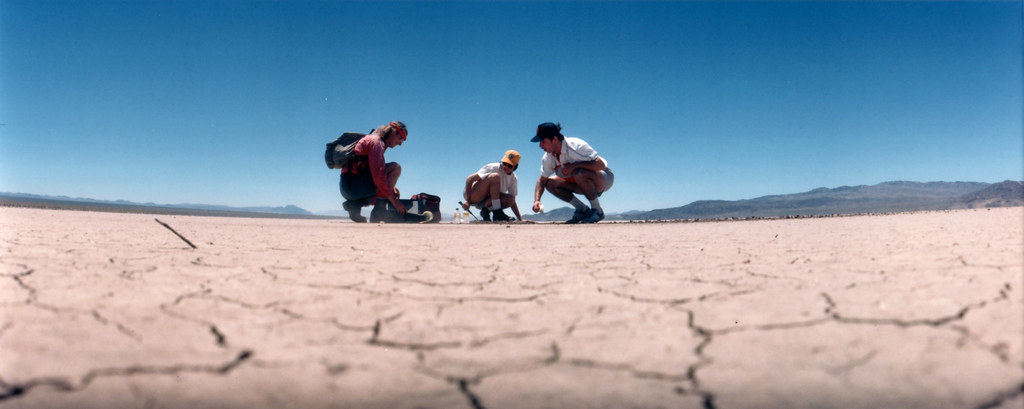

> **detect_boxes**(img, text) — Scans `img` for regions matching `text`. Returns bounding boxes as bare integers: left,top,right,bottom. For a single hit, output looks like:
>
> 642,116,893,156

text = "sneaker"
480,208,492,222
343,200,367,223
581,209,604,224
565,208,590,224
492,210,511,222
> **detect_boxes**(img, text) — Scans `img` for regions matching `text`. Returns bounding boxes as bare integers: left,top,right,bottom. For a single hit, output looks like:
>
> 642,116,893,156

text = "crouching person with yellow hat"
462,150,526,222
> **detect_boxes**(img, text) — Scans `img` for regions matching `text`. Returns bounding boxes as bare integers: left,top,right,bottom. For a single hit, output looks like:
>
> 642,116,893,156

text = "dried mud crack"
0,350,253,402
1,207,1020,408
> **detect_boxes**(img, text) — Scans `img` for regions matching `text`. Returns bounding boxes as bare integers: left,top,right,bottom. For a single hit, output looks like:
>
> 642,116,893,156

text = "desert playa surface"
1,206,1021,409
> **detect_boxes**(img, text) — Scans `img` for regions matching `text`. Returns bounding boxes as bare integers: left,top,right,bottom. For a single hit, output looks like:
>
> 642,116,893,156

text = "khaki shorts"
601,168,614,192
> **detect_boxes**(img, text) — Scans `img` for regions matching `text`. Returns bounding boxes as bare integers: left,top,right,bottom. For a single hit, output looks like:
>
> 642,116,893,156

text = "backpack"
325,132,366,169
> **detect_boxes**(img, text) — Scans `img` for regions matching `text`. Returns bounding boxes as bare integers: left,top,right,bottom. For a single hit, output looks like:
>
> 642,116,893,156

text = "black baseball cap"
531,122,562,142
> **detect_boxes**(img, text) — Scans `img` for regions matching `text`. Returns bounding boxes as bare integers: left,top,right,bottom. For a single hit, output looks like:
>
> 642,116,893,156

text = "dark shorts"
339,171,377,201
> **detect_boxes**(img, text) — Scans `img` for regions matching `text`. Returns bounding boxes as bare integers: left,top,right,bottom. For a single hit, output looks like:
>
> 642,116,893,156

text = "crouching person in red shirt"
339,121,408,223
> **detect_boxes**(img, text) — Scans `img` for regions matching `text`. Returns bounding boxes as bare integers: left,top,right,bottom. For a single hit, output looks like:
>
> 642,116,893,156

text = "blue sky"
2,1,1021,215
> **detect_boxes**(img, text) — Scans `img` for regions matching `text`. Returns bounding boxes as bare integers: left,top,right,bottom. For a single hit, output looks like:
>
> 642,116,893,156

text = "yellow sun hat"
502,150,521,167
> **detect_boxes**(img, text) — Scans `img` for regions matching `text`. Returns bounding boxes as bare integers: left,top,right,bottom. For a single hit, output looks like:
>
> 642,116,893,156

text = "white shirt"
540,137,600,178
476,163,518,197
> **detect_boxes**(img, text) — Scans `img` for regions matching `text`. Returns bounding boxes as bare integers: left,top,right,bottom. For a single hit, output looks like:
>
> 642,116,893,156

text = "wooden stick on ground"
155,218,198,249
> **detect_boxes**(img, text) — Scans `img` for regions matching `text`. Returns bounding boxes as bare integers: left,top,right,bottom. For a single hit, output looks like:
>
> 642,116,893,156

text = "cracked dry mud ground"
1,207,1021,409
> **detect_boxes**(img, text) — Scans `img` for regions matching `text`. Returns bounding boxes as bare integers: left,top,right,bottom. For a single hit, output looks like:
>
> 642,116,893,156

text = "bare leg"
385,162,402,195
499,193,516,208
569,169,606,200
466,173,501,204
374,162,402,205
488,174,501,207
544,176,582,203
371,162,403,220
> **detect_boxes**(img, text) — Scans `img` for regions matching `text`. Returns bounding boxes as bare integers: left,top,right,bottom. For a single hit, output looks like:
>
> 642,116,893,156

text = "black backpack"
325,132,366,169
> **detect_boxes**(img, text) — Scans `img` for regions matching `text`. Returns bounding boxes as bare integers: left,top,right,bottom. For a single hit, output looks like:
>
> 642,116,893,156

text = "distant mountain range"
530,180,1024,222
0,192,321,219
3,180,1021,221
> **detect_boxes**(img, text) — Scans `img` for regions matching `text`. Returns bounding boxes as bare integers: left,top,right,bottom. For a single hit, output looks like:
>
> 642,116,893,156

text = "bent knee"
544,180,562,192
546,176,572,188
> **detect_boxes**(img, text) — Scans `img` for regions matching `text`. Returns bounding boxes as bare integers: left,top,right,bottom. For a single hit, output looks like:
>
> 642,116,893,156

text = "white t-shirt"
476,163,518,196
540,137,600,178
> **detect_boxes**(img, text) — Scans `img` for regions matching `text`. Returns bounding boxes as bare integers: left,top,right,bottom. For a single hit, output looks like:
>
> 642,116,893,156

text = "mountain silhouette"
530,180,1023,222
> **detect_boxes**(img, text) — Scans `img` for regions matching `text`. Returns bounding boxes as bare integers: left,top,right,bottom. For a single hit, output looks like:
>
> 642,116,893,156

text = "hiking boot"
343,200,367,223
492,210,511,222
581,209,604,224
480,208,492,222
565,208,590,224
369,201,392,223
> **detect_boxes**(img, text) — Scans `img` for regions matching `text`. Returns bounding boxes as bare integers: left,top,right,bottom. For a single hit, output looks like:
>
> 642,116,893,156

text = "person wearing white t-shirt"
530,122,614,224
462,150,525,222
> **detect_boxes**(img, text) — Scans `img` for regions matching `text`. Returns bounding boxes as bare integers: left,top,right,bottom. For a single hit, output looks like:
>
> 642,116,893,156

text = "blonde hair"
376,121,408,141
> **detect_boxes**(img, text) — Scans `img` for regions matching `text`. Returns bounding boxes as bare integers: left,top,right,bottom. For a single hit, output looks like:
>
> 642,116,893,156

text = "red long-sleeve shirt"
343,133,392,198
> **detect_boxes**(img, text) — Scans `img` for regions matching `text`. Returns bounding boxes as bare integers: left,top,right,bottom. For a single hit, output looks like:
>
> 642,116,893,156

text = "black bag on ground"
375,193,442,224
411,193,441,223
325,132,366,169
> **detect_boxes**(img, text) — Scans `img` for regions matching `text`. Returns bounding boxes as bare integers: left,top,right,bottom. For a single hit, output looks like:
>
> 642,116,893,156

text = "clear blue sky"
2,1,1021,214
